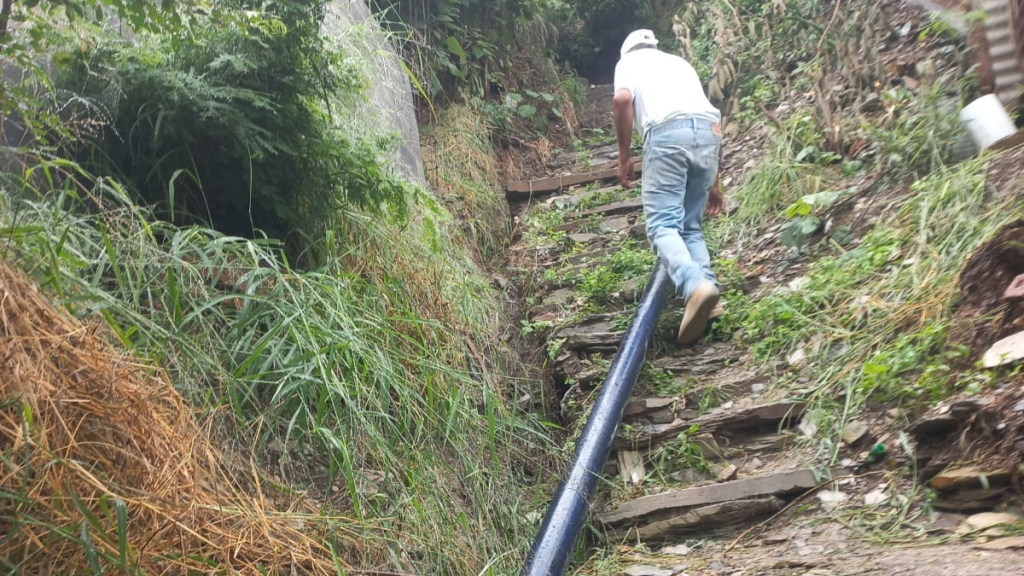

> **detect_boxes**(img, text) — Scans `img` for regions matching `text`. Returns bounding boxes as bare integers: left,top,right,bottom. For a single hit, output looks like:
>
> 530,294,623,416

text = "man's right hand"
618,157,635,188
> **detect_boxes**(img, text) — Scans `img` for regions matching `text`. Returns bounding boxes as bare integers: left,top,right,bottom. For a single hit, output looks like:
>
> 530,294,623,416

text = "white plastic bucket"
959,94,1019,151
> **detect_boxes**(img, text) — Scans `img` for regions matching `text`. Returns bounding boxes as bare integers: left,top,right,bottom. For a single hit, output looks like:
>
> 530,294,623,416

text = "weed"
652,425,713,480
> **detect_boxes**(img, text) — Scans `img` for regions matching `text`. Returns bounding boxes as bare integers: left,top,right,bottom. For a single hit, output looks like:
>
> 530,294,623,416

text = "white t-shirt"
613,48,720,137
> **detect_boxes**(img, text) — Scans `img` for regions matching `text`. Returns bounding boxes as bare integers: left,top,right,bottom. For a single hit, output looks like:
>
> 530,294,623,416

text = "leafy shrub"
57,1,408,254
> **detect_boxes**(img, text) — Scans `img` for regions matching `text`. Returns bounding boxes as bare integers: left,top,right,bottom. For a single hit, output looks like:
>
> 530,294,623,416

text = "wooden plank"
506,160,644,198
598,467,843,526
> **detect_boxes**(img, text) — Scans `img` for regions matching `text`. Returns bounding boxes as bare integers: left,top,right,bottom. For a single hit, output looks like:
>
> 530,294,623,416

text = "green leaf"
446,36,466,59
81,522,103,575
518,104,537,118
525,90,540,98
780,216,821,248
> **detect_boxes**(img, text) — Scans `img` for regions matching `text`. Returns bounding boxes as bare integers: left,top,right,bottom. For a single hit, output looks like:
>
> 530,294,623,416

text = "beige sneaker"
677,282,720,345
709,303,725,320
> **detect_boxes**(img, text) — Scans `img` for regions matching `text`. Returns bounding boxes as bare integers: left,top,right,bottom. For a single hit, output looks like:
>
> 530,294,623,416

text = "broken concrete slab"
623,497,785,540
841,421,870,445
598,467,843,526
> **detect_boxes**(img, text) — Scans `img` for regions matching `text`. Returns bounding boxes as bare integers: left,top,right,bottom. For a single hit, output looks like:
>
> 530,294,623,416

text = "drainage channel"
522,263,673,576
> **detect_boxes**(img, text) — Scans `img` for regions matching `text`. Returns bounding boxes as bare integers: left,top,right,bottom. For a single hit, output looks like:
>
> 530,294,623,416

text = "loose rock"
965,512,1021,530
716,464,739,483
981,331,1024,368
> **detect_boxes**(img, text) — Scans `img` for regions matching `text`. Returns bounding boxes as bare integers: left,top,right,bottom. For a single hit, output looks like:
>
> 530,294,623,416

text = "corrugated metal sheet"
978,0,1023,104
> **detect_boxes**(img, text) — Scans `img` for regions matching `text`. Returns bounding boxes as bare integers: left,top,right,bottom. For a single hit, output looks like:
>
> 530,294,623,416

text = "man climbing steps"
612,28,725,345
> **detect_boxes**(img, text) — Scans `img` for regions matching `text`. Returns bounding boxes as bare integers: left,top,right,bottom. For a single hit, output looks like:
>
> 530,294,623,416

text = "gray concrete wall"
324,0,427,187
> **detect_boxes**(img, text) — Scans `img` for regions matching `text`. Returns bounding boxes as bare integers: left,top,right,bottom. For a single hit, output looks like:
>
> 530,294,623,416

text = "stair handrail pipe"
521,263,673,576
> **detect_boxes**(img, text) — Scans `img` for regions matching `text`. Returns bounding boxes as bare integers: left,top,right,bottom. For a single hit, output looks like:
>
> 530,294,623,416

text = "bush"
57,1,408,254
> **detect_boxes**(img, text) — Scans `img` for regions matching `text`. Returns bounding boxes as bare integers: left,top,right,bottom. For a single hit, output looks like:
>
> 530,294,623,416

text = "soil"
951,220,1024,356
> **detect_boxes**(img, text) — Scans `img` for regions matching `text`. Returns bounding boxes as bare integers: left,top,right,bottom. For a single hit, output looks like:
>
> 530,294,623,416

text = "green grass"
727,154,1021,457
0,151,554,575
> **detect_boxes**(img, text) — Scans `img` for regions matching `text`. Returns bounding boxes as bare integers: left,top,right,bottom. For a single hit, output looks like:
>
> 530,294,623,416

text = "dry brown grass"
0,258,359,575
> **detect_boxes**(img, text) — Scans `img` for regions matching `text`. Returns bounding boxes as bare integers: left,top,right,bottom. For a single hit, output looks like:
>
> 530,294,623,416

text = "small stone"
886,408,901,419
816,490,847,510
788,276,810,291
518,393,532,411
965,512,1021,530
568,233,599,244
788,347,807,366
842,421,870,445
981,331,1024,368
717,464,739,483
751,383,766,393
864,487,888,506
660,544,691,556
1003,274,1024,300
1013,400,1024,413
1014,440,1024,456
975,536,1024,550
915,59,936,78
798,418,818,438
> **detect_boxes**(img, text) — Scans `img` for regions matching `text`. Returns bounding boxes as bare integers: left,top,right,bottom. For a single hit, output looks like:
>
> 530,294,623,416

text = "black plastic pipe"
522,263,673,576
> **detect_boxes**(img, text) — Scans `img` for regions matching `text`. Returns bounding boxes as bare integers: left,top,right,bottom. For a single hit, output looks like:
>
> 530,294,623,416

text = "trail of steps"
507,84,843,572
508,83,1024,576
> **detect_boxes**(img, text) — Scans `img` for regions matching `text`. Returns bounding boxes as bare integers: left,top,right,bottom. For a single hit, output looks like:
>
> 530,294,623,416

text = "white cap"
620,29,658,57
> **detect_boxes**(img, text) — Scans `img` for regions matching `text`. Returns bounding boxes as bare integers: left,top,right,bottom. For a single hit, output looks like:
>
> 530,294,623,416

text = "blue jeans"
641,116,721,299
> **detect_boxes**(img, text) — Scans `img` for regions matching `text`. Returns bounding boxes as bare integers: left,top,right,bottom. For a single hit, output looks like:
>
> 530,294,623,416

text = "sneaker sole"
677,285,720,345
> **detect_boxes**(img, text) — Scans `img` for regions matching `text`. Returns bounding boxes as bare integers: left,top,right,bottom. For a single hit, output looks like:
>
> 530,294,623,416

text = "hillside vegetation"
1,0,1022,575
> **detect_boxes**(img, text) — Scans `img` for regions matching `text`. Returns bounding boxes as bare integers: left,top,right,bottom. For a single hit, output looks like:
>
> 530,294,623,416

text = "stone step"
551,313,626,351
652,345,745,377
624,397,688,425
613,401,806,450
580,197,644,218
598,466,848,538
507,161,644,198
553,211,639,234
